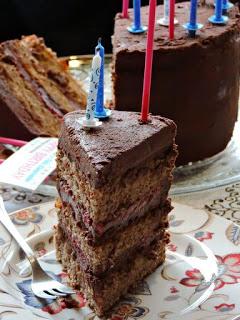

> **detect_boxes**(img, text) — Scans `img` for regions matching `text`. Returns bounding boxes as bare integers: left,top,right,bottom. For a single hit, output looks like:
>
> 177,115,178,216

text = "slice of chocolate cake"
0,35,87,140
55,110,177,316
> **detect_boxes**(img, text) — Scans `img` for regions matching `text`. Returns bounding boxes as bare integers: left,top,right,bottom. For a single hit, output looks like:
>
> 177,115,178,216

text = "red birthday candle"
122,0,129,18
141,0,156,123
169,0,175,40
0,137,27,147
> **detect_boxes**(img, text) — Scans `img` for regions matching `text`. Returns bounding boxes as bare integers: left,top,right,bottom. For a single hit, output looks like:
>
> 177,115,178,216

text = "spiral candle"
79,52,102,128
94,38,111,119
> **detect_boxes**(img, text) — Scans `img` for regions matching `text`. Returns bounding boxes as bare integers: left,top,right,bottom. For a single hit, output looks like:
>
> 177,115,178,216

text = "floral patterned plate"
0,201,240,320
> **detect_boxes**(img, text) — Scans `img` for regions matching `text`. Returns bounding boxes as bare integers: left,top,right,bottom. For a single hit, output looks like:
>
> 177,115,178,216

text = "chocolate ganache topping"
58,110,177,188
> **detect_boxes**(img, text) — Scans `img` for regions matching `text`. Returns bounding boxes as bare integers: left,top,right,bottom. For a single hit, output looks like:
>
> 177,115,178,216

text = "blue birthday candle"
216,0,223,20
209,0,228,24
127,0,147,34
189,0,197,26
134,0,142,30
94,38,111,119
183,0,203,37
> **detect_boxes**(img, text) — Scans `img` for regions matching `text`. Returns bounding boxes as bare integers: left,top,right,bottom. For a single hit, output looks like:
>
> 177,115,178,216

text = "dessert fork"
0,196,75,299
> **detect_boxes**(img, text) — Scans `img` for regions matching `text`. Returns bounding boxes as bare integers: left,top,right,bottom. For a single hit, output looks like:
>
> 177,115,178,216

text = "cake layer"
112,2,240,165
58,110,177,188
57,144,176,239
21,35,86,110
55,228,166,316
56,200,170,274
0,63,60,137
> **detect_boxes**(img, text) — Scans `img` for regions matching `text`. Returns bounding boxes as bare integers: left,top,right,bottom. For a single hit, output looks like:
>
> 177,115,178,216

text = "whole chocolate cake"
112,2,240,165
55,110,177,315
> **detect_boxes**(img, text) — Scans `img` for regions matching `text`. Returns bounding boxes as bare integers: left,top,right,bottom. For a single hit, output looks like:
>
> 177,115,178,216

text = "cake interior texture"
55,110,177,316
112,2,240,165
0,35,87,140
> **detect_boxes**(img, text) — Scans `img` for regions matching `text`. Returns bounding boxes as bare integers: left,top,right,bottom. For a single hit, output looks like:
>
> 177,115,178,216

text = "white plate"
0,201,240,320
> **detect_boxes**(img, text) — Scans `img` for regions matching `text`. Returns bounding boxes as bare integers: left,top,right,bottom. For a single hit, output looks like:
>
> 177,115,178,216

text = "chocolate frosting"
58,110,176,188
113,2,240,53
112,2,240,165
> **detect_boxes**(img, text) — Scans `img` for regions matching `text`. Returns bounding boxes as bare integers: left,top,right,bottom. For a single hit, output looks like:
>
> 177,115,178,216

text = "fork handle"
0,197,36,262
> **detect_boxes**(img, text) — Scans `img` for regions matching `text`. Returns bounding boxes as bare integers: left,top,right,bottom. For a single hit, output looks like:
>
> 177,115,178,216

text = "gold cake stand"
64,54,240,195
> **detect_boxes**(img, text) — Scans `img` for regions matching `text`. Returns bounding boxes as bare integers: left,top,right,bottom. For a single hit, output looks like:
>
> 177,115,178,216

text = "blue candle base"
214,0,233,11
183,22,203,38
208,15,228,25
222,1,233,11
94,107,111,119
127,25,147,34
